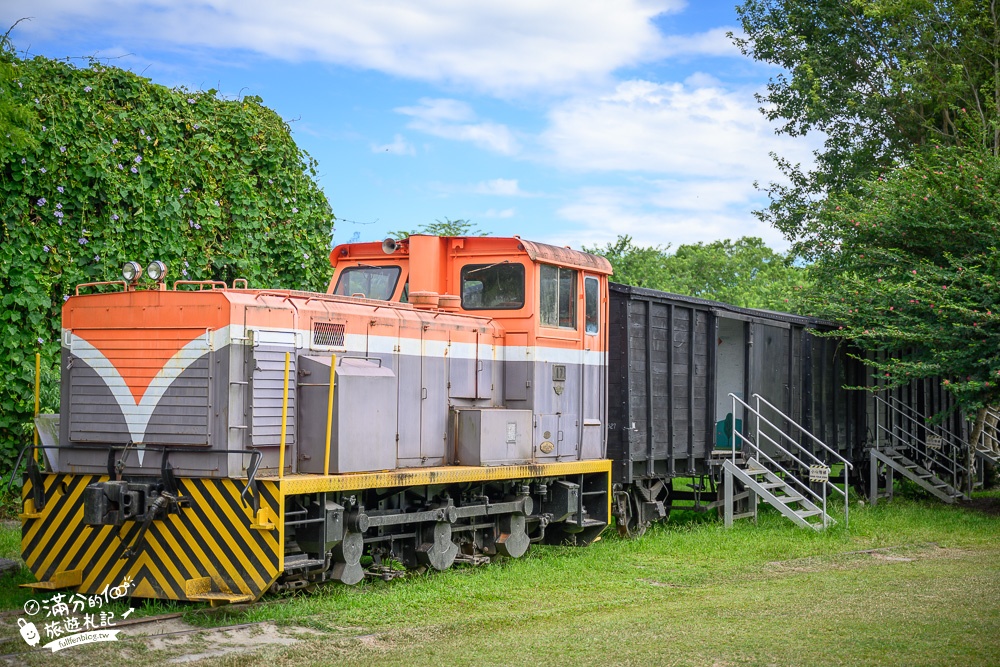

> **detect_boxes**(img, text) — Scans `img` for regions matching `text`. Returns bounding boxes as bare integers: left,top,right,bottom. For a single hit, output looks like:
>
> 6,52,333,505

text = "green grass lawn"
0,492,998,666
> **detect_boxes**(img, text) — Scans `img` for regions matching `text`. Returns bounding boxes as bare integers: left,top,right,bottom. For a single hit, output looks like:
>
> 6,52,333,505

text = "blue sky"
3,1,819,252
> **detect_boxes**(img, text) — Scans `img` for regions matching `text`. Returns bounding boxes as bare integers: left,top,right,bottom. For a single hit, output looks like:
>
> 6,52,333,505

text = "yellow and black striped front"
21,474,281,601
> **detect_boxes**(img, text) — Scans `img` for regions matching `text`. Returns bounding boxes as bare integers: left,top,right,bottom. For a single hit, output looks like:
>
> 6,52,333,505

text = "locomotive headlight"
121,261,142,283
146,260,167,281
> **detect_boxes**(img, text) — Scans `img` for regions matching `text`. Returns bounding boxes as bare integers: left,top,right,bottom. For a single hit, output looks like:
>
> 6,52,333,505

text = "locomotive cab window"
584,276,599,334
333,266,401,301
461,262,525,310
540,264,577,329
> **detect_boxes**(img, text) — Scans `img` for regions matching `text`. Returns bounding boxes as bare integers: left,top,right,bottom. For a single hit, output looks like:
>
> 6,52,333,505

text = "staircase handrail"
731,433,825,507
752,393,853,470
731,392,847,528
884,394,966,449
874,395,968,475
977,406,1000,451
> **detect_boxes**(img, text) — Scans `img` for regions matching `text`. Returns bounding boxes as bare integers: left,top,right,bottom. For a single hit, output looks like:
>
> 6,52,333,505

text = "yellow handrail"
279,352,290,479
33,353,40,464
324,354,337,474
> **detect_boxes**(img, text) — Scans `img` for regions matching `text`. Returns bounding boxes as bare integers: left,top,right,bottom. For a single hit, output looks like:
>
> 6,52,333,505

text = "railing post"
731,394,737,465
870,448,878,507
279,351,290,479
324,354,336,475
724,465,734,528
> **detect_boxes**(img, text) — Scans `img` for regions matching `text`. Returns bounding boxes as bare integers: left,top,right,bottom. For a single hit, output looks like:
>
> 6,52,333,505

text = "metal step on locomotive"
20,235,612,603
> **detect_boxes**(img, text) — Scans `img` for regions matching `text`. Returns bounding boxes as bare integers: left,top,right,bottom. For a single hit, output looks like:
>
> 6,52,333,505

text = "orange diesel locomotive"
21,236,612,602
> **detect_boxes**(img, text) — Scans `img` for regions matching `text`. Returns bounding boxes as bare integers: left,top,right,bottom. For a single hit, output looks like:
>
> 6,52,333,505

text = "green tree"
807,145,1000,469
734,0,1000,249
586,235,810,312
0,51,334,470
0,26,36,162
386,217,484,240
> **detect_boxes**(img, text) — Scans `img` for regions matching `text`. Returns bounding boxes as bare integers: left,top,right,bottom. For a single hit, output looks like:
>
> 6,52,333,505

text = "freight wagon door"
750,321,792,459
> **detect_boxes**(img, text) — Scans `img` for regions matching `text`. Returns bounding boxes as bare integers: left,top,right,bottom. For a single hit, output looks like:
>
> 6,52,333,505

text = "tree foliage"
808,145,1000,421
585,235,810,312
0,51,334,470
734,0,1000,248
386,218,484,240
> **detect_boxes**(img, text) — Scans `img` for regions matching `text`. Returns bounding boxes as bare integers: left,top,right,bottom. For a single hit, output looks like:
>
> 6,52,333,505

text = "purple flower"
17,81,21,88
55,203,62,210
189,220,194,227
63,295,70,302
193,124,200,130
117,163,124,170
37,338,44,345
20,158,25,164
194,223,201,230
214,200,220,206
53,211,64,219
39,167,46,174
37,197,46,206
139,129,145,136
43,245,50,253
135,155,142,163
183,188,190,194
267,179,273,184
111,214,119,221
303,252,309,259
182,269,188,277
187,98,195,104
93,255,100,262
112,138,119,145
57,186,64,193
34,98,39,104
145,135,151,142
78,237,88,245
41,126,46,132
183,260,189,268
84,86,92,93
59,146,66,153
292,207,298,213
131,166,138,174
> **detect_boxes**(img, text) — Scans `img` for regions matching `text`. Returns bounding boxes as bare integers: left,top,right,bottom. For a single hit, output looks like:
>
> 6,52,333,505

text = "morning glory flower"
55,203,62,210
37,338,43,344
183,188,190,194
139,129,145,136
135,155,142,163
193,124,200,130
20,158,25,164
117,163,124,170
59,146,66,153
292,207,298,213
187,98,195,104
130,166,138,174
57,186,64,193
63,295,70,302
37,197,46,206
111,214,119,221
182,269,188,277
78,237,88,245
112,138,119,145
94,255,100,261
53,211,64,219
39,167,46,174
83,86,92,93
183,260,189,267
43,246,50,253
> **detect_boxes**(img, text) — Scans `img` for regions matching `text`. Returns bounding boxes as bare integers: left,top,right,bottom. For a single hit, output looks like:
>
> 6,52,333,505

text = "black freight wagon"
606,283,869,535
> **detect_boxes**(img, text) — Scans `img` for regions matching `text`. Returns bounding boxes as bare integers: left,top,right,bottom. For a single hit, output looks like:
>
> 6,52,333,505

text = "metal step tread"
795,509,822,518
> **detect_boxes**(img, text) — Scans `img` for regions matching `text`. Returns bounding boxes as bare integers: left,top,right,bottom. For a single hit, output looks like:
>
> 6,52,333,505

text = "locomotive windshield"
333,265,401,300
461,262,525,309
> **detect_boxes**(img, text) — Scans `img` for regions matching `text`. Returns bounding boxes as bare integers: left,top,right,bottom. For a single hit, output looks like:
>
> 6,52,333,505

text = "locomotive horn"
381,237,398,254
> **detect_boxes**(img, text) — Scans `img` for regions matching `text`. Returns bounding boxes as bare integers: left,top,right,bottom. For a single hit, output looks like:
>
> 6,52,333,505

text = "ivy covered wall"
0,53,335,469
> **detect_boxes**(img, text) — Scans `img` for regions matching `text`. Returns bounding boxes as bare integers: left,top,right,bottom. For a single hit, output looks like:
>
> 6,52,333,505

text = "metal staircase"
870,395,969,504
723,393,852,531
975,406,1000,469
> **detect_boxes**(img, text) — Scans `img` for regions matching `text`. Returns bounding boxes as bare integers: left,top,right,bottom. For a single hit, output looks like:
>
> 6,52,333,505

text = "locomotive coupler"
82,480,178,527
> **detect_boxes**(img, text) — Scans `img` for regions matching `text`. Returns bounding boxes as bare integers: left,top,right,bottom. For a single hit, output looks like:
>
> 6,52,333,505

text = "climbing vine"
0,49,335,471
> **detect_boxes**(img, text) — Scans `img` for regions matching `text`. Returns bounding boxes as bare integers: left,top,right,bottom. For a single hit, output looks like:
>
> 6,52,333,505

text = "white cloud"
371,134,415,155
482,208,516,219
555,185,788,251
6,0,686,94
397,98,519,155
659,26,743,58
473,179,523,196
540,79,817,180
